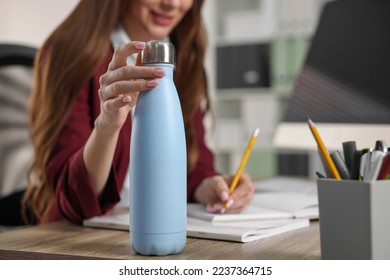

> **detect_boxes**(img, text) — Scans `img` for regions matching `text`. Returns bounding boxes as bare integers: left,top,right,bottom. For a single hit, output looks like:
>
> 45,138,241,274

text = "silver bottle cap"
141,40,175,65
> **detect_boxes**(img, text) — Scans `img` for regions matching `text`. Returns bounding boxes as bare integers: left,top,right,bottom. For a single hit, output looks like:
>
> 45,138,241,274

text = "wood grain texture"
0,220,321,260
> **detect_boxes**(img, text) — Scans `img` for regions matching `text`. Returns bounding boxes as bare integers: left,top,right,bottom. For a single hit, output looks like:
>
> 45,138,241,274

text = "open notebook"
83,211,309,243
255,177,318,219
83,177,315,242
188,177,318,222
187,217,309,242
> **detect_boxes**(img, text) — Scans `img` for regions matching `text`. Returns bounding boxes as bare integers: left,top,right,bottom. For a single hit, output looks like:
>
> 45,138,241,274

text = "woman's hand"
193,174,254,213
83,41,165,194
96,41,165,134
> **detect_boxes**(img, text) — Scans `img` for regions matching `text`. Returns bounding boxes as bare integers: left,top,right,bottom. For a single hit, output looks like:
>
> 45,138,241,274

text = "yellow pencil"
221,128,260,213
307,117,341,180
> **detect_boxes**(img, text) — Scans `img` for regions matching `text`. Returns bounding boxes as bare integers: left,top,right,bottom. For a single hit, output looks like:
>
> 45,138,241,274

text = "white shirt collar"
110,24,136,66
111,24,171,66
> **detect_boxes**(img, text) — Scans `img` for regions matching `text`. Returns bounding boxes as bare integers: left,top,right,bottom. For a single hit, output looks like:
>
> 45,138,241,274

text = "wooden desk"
0,221,321,260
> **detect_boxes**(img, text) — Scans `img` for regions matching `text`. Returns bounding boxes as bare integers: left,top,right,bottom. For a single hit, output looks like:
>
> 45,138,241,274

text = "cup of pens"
307,117,390,259
317,179,390,260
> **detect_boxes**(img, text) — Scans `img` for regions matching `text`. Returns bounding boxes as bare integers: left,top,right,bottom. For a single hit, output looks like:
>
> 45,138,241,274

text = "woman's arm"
48,42,165,222
84,41,164,196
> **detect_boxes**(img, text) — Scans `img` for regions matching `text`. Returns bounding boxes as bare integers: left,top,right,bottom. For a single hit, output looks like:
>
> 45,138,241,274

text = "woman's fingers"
100,65,165,86
99,79,159,101
231,174,254,199
98,41,166,110
223,174,254,213
102,94,135,113
108,41,145,71
210,176,230,202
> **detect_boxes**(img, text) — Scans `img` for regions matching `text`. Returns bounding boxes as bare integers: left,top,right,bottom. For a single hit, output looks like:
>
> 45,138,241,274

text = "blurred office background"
0,0,334,184
203,0,334,179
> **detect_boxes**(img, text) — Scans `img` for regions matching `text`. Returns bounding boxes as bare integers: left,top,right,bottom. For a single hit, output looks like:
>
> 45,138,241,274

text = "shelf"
202,0,330,177
215,88,283,100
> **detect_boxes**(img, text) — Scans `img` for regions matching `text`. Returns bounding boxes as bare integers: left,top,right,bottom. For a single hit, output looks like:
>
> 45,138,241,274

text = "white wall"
0,0,79,47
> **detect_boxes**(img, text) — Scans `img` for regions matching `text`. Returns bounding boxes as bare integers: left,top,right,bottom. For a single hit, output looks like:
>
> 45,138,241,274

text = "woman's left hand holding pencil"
194,174,254,213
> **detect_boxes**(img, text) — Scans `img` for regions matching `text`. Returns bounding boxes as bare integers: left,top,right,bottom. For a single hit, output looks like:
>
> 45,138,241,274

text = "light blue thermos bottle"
130,40,186,255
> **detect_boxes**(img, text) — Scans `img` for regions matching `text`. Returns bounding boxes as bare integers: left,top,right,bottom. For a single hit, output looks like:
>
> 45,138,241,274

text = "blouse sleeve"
47,83,117,223
186,107,218,201
47,79,126,223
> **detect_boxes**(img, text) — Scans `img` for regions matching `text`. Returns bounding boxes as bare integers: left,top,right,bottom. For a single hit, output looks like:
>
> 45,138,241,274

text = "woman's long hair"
23,0,209,223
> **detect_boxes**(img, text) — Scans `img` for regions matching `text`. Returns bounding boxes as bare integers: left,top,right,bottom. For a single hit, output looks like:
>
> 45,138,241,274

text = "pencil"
221,128,260,213
307,117,341,180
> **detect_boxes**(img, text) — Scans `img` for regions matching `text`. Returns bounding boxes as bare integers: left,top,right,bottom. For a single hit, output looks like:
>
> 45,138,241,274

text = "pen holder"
317,179,390,260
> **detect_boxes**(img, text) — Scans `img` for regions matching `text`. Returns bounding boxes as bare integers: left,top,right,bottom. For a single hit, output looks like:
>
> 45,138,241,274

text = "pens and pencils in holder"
377,153,390,180
316,137,390,181
342,141,357,172
307,117,341,180
351,150,363,180
221,128,260,213
330,150,350,179
315,171,326,179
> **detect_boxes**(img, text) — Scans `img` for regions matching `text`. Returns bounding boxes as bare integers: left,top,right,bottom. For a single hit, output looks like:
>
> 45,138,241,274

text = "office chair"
0,43,37,227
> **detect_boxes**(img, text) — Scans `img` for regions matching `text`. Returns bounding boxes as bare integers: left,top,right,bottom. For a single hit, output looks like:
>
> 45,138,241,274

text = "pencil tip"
307,116,314,127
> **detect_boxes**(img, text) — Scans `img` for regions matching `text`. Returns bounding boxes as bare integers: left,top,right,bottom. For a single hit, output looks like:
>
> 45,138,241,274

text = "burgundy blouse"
47,48,217,223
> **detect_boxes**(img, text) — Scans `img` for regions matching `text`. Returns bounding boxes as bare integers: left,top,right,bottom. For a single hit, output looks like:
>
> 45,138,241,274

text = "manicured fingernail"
207,203,222,213
135,42,145,50
122,95,132,103
221,191,229,201
206,204,216,212
153,68,165,78
226,199,234,208
146,80,158,87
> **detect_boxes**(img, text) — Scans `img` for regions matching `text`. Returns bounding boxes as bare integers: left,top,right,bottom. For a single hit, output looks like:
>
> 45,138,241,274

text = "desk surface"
0,220,321,260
